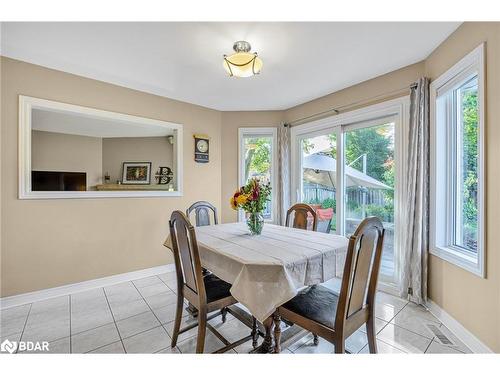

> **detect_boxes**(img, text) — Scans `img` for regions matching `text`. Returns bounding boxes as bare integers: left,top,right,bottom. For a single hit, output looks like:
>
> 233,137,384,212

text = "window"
238,128,277,222
430,44,485,277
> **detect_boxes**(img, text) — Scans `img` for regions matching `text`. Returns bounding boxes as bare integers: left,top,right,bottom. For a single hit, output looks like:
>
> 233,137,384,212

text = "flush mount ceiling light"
223,41,263,78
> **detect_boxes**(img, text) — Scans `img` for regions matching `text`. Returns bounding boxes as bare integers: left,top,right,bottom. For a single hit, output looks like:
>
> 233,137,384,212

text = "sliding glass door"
343,119,397,283
298,131,338,233
293,110,402,290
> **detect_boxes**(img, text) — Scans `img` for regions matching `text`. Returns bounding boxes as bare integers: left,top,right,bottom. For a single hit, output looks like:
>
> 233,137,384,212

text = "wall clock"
194,135,209,163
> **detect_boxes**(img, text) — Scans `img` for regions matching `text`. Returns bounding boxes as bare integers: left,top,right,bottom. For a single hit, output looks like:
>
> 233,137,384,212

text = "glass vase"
246,212,264,235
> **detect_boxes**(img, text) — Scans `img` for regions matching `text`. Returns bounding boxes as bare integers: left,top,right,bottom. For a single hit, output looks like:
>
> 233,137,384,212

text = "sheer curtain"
400,77,430,304
276,123,291,225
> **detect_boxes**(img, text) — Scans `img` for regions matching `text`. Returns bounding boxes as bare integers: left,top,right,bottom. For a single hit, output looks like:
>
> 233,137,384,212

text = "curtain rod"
285,81,417,127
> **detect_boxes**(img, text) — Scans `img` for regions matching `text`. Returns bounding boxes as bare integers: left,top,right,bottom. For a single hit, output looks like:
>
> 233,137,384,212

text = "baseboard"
0,264,175,310
426,299,493,353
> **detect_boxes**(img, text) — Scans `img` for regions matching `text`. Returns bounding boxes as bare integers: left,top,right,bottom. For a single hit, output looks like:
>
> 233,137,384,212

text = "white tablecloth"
165,222,348,322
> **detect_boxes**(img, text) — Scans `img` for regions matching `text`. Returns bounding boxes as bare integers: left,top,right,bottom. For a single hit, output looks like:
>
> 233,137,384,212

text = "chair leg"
313,334,319,346
221,307,228,323
334,338,345,354
366,318,378,354
251,317,258,348
196,307,207,354
171,293,184,347
273,313,282,353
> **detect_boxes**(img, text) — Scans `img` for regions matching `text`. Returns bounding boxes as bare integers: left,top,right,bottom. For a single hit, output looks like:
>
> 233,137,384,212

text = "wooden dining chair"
285,203,318,231
186,201,218,227
169,210,257,353
275,217,385,353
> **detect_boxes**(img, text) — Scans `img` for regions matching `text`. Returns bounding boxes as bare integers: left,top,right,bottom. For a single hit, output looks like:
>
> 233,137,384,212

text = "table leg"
273,313,282,353
186,303,198,317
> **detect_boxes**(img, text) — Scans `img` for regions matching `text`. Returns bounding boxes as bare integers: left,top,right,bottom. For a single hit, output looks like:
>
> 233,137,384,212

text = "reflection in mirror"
20,96,183,198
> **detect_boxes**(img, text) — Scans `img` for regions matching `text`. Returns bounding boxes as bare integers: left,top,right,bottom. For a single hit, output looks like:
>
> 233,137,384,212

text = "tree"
244,137,271,182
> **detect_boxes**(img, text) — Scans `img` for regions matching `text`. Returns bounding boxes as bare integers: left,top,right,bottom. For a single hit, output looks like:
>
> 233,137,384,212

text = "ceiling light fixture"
223,41,263,78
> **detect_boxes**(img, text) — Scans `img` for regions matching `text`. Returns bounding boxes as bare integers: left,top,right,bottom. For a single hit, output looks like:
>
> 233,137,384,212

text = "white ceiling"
32,109,174,138
1,22,460,111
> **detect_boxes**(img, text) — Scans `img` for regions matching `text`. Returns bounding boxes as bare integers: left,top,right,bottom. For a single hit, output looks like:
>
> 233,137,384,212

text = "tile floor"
0,271,471,354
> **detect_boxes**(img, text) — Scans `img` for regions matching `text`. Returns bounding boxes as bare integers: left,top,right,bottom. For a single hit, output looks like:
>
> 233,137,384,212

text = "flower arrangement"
230,178,271,235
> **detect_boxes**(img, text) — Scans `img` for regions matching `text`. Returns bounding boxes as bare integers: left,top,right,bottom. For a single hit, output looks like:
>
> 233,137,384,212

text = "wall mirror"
19,96,183,199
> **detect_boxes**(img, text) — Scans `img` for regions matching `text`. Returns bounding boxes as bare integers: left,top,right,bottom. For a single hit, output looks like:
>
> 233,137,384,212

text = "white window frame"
290,97,409,294
430,43,485,278
238,127,278,223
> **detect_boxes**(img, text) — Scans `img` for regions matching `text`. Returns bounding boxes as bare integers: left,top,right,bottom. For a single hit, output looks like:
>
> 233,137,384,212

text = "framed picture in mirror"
121,162,152,184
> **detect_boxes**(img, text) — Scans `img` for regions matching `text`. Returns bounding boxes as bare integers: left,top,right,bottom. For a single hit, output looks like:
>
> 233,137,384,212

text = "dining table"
164,221,349,352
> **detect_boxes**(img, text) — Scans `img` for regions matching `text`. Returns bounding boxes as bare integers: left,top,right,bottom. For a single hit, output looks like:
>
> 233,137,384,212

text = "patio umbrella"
303,153,392,190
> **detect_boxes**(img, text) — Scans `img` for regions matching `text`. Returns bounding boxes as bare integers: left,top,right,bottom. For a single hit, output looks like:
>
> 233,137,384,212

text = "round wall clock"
194,136,209,163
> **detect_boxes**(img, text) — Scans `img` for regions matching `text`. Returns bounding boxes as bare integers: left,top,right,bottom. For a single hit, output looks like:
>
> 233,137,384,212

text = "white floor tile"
176,330,225,353
104,282,142,305
88,341,125,354
400,302,440,323
71,323,120,353
132,276,163,288
359,339,406,354
110,298,151,321
156,346,181,354
152,302,188,324
375,302,404,321
71,307,114,334
359,318,389,335
71,288,105,307
377,323,432,353
425,340,464,354
22,318,70,343
376,292,408,310
116,311,161,339
122,326,171,353
144,291,178,310
0,304,31,337
158,272,177,283
29,296,69,316
137,282,171,298
71,294,109,316
47,337,71,354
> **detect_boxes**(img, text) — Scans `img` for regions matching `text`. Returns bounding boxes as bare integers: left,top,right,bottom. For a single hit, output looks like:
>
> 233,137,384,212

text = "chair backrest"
186,201,218,227
285,203,318,231
169,210,207,303
334,217,385,331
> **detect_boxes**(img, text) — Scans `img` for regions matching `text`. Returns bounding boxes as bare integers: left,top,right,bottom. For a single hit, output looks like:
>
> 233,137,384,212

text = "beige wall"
425,22,500,352
1,57,222,297
284,62,425,123
32,130,103,189
102,136,173,186
220,111,284,223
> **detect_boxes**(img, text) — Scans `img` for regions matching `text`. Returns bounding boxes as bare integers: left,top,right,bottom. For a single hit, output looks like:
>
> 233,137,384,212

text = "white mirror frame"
19,95,183,199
